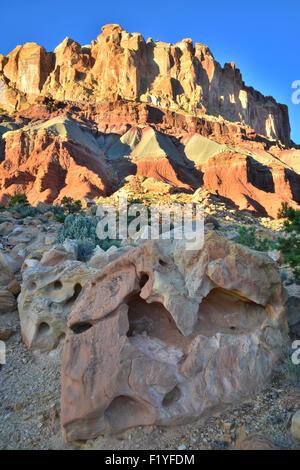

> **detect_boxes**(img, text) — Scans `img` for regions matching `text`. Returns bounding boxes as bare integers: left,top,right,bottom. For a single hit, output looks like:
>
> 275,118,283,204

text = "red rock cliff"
0,24,291,145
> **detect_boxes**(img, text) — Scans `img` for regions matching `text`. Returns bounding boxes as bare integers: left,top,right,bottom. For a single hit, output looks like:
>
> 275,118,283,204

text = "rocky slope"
0,24,299,218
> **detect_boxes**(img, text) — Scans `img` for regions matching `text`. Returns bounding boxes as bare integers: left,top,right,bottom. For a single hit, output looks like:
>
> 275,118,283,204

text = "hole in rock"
28,281,37,291
139,273,149,288
162,386,181,407
67,283,82,304
38,322,50,336
70,322,92,334
53,280,63,290
195,288,267,336
159,259,168,267
126,295,191,352
104,395,152,431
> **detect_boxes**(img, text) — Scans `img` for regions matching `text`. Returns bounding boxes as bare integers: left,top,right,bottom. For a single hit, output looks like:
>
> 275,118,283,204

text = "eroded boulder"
61,231,288,441
0,250,18,313
18,253,97,350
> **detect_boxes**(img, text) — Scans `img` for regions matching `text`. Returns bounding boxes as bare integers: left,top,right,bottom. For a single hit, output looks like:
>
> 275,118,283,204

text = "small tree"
61,196,82,214
8,193,29,208
277,202,300,284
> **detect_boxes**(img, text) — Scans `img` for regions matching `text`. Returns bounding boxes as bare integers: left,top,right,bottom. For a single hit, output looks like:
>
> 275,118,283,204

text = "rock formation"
0,250,19,313
18,244,97,350
0,25,290,145
0,24,298,218
61,232,288,441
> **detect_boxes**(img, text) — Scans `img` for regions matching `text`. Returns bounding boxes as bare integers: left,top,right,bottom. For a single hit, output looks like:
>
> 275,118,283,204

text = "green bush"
55,213,67,223
14,205,42,218
61,196,82,214
235,226,276,252
8,193,29,207
57,214,121,260
77,240,96,262
277,203,300,284
58,214,98,245
100,239,122,251
43,204,65,216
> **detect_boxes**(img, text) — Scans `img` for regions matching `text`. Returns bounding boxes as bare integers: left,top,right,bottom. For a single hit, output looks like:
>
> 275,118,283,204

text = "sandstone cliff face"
0,97,299,217
0,24,291,145
0,26,297,217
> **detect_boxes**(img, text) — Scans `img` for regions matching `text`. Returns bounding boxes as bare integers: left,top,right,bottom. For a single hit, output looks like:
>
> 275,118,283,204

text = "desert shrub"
235,226,276,252
77,239,96,262
14,205,42,218
42,204,67,223
57,214,98,245
277,203,300,284
61,196,82,214
235,226,257,248
43,204,65,216
100,239,122,251
8,193,29,207
55,213,67,223
57,214,121,260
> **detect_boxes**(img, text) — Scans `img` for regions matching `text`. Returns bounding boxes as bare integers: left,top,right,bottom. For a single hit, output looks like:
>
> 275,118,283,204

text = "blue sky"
1,0,299,143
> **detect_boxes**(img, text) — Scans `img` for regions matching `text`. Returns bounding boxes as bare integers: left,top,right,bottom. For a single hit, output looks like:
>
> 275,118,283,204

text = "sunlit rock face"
61,232,288,441
0,25,297,217
3,43,52,96
0,24,290,144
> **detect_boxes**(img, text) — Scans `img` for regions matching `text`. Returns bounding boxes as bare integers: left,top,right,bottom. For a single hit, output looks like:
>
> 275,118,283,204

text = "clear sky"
1,0,299,143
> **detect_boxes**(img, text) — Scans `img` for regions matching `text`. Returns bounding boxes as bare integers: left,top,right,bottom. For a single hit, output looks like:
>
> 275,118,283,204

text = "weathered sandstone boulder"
61,231,288,441
87,245,132,270
18,251,97,350
0,250,18,313
0,221,13,236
